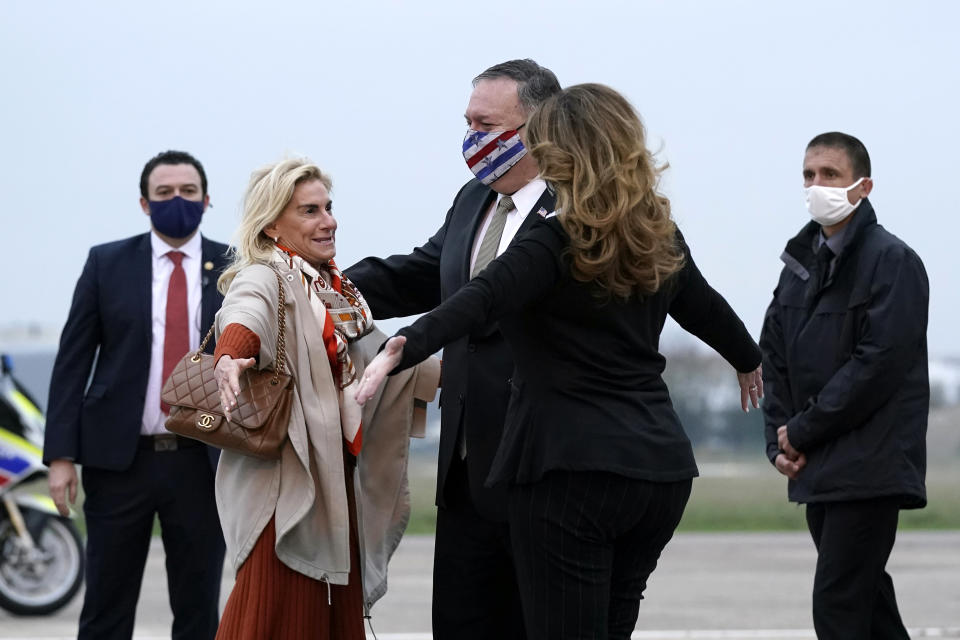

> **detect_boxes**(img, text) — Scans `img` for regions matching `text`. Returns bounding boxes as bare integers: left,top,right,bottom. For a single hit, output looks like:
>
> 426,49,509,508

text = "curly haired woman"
356,84,763,640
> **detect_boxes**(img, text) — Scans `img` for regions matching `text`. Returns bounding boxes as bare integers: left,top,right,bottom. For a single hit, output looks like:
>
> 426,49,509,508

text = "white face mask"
804,177,866,226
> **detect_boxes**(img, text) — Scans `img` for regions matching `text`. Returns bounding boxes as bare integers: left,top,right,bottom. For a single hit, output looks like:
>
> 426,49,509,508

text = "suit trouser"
508,470,692,640
79,438,225,640
432,454,526,640
805,498,909,640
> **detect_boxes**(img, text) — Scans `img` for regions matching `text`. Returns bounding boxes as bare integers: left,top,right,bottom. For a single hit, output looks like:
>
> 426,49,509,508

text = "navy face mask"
149,196,204,238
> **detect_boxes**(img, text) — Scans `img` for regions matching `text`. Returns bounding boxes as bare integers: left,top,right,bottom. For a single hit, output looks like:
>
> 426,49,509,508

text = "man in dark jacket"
760,132,928,640
346,59,559,639
45,150,228,639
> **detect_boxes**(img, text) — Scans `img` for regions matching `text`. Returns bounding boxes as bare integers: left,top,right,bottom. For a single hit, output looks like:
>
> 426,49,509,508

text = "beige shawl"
214,261,440,608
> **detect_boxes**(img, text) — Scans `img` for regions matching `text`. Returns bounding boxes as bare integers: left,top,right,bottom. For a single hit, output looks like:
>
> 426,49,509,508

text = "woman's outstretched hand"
214,354,257,422
355,336,407,405
737,364,763,412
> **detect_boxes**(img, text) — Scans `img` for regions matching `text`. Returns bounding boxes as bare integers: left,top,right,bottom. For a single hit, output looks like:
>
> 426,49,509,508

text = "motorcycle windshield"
0,361,46,448
0,430,44,491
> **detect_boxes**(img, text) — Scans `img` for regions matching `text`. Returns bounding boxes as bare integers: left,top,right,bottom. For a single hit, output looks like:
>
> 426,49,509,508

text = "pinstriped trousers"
508,470,692,640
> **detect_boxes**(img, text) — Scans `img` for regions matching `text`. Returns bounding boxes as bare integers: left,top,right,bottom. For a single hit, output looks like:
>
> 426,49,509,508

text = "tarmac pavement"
1,531,958,639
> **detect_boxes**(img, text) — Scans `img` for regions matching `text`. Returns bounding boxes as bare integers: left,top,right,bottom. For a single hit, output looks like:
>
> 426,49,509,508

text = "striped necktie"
458,196,515,459
471,195,515,279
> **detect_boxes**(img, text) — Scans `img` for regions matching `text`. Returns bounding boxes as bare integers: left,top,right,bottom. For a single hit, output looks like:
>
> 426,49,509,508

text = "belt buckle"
153,434,178,452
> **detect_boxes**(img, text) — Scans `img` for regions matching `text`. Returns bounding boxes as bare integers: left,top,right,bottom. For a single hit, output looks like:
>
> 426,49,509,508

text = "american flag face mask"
462,125,528,186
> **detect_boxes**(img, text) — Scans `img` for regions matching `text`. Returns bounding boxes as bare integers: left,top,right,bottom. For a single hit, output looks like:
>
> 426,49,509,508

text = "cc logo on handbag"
197,413,217,431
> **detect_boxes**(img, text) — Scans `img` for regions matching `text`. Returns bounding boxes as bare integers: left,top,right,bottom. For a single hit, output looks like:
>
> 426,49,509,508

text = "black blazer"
394,217,762,487
346,179,555,521
44,233,230,471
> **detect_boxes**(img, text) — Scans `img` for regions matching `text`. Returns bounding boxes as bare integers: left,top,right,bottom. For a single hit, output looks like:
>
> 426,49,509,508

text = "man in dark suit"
44,150,229,640
346,59,560,639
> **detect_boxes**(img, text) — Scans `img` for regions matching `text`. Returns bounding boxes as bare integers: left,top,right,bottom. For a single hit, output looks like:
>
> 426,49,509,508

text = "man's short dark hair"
473,59,561,114
140,150,208,198
806,132,871,178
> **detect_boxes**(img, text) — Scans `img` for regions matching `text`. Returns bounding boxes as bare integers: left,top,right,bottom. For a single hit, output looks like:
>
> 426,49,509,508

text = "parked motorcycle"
0,353,84,615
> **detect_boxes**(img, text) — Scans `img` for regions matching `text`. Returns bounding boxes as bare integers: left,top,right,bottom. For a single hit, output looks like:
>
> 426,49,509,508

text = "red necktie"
161,251,189,414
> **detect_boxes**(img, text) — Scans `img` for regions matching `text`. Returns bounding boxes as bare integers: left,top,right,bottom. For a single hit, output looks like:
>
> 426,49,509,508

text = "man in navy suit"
44,150,228,640
346,59,560,640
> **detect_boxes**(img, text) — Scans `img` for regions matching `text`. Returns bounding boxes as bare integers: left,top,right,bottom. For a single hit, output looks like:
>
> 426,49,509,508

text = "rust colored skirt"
215,455,365,640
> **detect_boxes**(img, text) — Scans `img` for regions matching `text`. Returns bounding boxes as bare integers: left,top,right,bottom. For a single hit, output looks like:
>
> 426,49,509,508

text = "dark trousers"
508,470,691,640
432,454,526,640
806,498,909,640
79,438,225,640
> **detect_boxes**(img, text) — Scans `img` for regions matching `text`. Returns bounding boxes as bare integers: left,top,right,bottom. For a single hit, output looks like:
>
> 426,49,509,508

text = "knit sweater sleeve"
214,323,261,362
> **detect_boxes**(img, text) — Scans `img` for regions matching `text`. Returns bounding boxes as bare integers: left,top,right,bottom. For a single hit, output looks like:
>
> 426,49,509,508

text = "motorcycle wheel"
0,512,84,615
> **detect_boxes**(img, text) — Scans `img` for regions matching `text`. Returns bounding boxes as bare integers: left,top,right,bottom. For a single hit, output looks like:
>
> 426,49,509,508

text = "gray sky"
2,0,957,355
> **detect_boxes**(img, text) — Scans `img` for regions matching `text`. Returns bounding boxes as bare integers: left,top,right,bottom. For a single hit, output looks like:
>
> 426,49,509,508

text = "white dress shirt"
469,178,548,275
142,231,203,435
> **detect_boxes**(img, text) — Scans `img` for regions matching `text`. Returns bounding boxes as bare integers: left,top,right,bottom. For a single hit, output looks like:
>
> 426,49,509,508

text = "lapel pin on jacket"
204,261,214,271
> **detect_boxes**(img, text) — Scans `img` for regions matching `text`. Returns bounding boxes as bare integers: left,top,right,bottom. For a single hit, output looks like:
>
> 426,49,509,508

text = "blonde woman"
211,158,439,639
355,84,763,640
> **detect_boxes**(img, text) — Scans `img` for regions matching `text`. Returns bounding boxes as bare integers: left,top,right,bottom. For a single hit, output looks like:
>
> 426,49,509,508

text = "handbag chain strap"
194,268,288,385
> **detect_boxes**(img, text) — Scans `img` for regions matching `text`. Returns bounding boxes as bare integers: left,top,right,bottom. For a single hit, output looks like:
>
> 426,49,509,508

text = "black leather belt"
138,434,202,452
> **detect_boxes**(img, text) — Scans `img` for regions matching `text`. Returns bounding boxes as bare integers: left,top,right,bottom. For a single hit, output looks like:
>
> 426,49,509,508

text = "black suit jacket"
44,233,230,471
346,179,555,521
394,217,762,487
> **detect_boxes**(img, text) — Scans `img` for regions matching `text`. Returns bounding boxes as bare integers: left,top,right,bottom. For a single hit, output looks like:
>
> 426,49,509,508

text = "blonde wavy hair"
218,158,332,294
526,83,684,299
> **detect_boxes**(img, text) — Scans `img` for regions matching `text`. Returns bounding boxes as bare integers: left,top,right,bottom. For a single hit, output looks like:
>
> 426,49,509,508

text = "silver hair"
472,59,561,114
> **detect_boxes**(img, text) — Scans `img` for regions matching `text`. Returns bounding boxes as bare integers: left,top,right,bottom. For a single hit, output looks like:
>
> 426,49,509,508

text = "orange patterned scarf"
273,245,372,454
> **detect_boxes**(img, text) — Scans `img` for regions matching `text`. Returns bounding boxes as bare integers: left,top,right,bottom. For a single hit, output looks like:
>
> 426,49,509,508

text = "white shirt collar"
151,230,202,261
499,177,547,217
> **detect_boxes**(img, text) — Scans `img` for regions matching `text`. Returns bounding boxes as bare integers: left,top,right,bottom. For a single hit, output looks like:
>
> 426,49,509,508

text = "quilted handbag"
161,268,293,459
